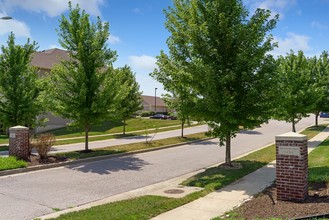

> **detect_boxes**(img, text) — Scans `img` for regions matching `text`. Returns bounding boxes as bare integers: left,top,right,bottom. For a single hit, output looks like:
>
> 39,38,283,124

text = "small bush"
31,133,55,159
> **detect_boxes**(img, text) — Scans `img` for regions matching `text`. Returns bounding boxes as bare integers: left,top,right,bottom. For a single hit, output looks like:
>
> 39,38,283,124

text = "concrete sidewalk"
151,126,329,220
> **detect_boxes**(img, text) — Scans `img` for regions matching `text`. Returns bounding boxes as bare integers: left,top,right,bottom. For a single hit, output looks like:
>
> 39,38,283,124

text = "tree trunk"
292,120,296,132
315,111,319,126
85,127,89,152
123,118,126,135
225,132,232,166
181,119,185,138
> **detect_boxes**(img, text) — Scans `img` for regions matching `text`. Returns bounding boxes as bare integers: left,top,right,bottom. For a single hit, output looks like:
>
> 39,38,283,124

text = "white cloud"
0,13,30,37
107,34,121,44
0,0,104,17
311,21,328,30
271,32,311,57
129,55,157,73
246,0,297,18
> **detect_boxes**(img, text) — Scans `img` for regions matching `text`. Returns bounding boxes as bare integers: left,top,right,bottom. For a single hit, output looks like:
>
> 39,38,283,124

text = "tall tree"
46,3,118,151
115,65,142,135
275,51,319,132
0,33,42,129
153,0,278,166
311,51,329,126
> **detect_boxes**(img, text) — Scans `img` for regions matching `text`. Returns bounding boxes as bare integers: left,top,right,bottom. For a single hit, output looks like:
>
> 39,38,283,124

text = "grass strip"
300,124,328,139
52,124,327,220
308,138,329,183
51,118,183,139
55,132,208,160
0,156,27,171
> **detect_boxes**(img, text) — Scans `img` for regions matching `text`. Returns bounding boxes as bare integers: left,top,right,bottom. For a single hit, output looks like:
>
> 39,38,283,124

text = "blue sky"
0,0,329,96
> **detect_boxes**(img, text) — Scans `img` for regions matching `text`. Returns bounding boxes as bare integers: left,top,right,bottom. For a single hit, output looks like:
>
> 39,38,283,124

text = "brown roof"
31,48,70,70
142,95,166,107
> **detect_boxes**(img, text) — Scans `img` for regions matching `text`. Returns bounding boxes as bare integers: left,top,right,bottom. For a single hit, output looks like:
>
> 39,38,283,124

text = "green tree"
0,33,42,129
311,51,329,126
115,65,142,135
275,51,319,132
46,3,118,151
154,0,278,166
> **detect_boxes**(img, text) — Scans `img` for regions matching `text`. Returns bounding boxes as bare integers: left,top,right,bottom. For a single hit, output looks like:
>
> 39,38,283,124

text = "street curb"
0,137,213,177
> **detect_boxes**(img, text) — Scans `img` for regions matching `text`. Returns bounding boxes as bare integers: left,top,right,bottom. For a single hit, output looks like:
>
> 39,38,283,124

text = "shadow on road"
67,155,150,175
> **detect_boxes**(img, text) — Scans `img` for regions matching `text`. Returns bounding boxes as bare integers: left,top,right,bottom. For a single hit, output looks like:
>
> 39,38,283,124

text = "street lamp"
0,16,12,20
155,88,158,113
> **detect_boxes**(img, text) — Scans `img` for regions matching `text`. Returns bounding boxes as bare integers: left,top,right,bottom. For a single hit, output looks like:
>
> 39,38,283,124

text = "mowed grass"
0,118,185,146
53,124,327,220
51,118,182,139
55,132,208,160
0,156,27,171
300,124,328,139
308,138,329,183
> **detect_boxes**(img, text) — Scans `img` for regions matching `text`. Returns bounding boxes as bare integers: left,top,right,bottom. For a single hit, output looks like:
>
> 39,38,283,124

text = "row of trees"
0,3,142,151
152,0,329,166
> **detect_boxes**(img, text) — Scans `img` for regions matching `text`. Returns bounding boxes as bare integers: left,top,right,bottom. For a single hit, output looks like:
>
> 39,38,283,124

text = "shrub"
31,133,55,159
140,111,155,117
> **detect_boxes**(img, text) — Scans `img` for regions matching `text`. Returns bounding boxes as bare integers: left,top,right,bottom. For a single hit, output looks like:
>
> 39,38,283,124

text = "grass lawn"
0,156,27,171
0,118,188,146
55,132,208,160
308,138,329,183
51,118,182,139
52,124,327,220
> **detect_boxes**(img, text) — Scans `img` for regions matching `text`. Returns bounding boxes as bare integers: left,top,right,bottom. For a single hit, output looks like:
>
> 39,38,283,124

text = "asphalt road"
0,116,326,220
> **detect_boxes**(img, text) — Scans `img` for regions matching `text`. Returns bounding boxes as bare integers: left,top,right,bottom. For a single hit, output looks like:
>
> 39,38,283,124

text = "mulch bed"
225,183,329,220
27,154,68,166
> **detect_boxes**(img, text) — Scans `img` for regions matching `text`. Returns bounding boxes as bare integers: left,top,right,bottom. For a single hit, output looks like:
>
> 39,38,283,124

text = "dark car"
167,115,177,120
149,114,167,119
320,112,329,118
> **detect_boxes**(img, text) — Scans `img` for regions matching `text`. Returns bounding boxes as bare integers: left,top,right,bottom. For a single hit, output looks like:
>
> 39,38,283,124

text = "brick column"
276,132,308,202
9,126,30,160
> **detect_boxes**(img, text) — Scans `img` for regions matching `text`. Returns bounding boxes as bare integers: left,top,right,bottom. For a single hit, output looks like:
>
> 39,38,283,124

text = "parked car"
149,114,167,119
320,112,329,118
167,115,177,120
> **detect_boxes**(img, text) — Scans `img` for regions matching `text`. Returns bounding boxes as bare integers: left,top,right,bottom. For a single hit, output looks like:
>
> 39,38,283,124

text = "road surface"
0,116,326,220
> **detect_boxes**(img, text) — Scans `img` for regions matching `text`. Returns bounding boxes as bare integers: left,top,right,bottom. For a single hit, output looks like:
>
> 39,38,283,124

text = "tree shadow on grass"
67,155,150,175
182,160,267,190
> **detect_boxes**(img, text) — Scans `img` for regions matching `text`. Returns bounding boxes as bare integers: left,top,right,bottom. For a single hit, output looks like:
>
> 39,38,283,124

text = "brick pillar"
276,132,308,202
9,126,30,160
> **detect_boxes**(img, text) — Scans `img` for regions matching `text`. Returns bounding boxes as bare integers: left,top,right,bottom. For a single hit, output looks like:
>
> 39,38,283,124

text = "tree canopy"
46,3,119,151
0,33,42,129
114,65,142,135
153,0,278,165
274,50,320,132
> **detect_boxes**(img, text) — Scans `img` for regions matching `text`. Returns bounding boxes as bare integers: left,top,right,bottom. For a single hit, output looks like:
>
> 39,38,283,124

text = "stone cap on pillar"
276,132,307,141
9,126,29,131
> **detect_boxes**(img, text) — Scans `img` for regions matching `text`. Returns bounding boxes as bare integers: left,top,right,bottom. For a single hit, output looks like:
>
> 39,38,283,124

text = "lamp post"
155,88,158,113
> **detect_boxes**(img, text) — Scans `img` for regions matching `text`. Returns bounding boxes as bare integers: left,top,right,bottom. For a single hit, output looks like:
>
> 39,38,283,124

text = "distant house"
31,48,71,132
141,95,168,113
